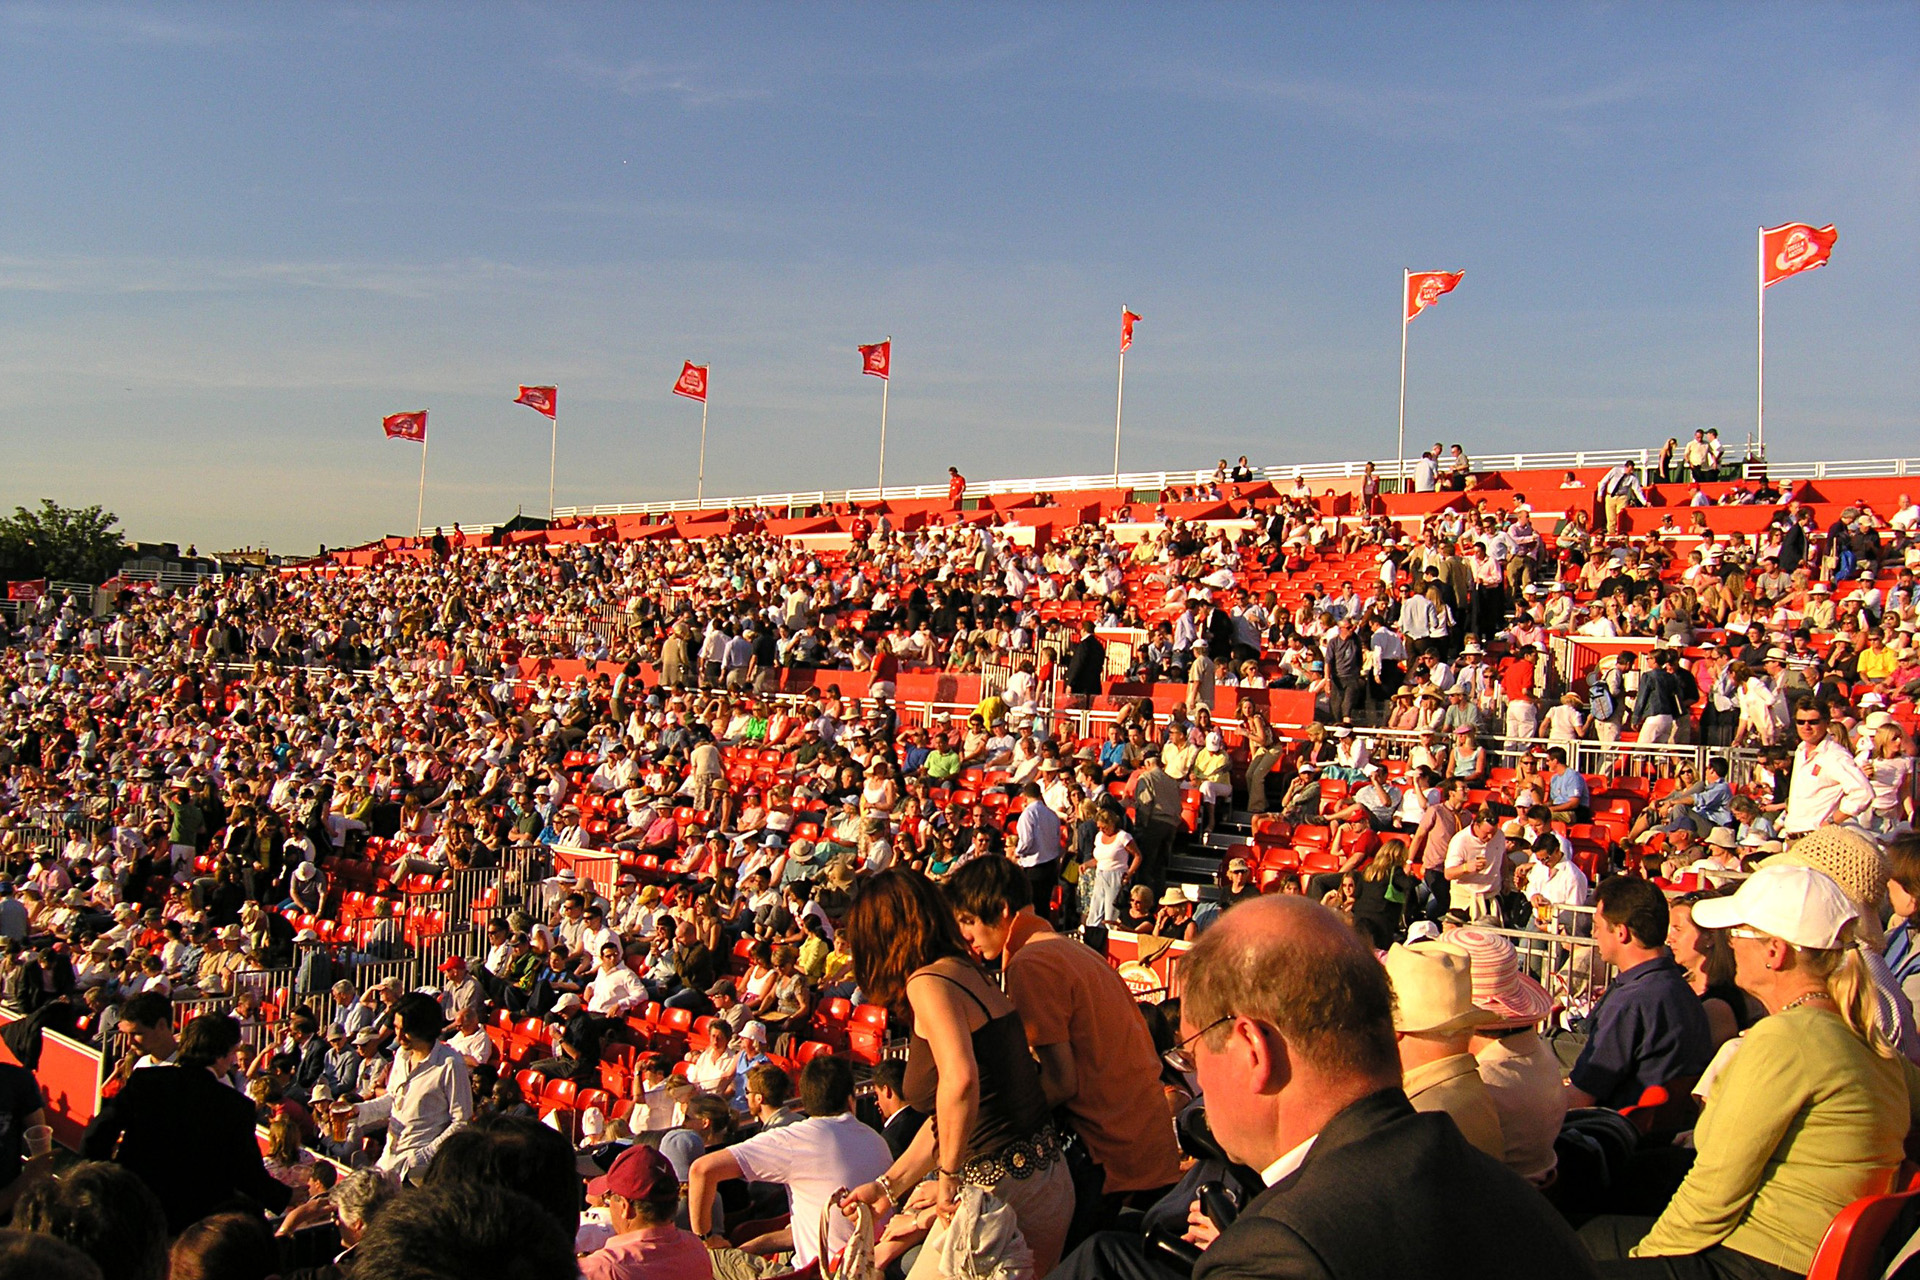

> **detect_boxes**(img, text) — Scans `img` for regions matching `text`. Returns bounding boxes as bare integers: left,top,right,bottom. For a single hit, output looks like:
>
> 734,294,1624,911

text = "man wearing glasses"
1781,700,1872,838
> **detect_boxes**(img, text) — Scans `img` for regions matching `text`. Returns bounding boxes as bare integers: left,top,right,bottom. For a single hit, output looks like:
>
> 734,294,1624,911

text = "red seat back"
1806,1172,1920,1280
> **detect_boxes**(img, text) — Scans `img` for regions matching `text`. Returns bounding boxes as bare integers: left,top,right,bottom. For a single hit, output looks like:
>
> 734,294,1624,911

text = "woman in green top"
1583,863,1920,1278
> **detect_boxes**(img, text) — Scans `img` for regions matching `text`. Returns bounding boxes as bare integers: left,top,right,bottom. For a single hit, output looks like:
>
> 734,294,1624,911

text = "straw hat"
1447,927,1552,1029
1764,826,1888,911
1384,942,1501,1036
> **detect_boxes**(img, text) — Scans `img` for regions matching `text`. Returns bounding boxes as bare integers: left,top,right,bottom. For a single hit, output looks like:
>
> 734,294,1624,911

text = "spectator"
1382,942,1504,1160
582,1144,711,1280
348,1181,576,1280
1057,896,1596,1280
168,1212,278,1280
423,1114,582,1246
689,1055,890,1269
1780,698,1874,836
1582,865,1920,1276
82,1014,293,1232
946,856,1182,1243
346,991,474,1184
1452,927,1565,1186
12,1160,169,1280
842,870,1074,1275
0,1230,105,1280
1566,878,1714,1112
868,1058,927,1160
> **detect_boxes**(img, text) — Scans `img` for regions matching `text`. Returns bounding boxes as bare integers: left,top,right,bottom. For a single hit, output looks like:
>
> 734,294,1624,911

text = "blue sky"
1,3,1913,553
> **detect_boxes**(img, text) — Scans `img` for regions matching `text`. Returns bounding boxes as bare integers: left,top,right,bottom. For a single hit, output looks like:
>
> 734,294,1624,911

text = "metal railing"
547,452,1920,522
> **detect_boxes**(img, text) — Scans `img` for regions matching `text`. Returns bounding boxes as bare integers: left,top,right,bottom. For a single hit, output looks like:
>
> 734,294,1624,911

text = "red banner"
514,385,558,419
859,340,890,380
1120,309,1141,353
673,361,709,403
1406,271,1464,321
7,580,46,602
381,410,427,442
1762,222,1837,287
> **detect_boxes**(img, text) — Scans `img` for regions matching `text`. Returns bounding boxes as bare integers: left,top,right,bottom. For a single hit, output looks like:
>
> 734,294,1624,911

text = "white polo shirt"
1782,735,1874,835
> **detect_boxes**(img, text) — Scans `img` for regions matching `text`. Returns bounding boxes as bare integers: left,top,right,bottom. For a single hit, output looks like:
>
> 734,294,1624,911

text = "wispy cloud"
0,2,246,48
551,50,770,107
0,254,539,299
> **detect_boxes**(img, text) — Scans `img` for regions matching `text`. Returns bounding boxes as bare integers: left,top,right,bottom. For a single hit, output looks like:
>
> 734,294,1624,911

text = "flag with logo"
382,411,427,442
514,386,558,418
859,340,890,380
1405,271,1464,321
1762,223,1837,287
673,362,709,402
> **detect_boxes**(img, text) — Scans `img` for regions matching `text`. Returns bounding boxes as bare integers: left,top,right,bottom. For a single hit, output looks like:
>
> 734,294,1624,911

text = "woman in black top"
1669,890,1762,1050
843,871,1074,1277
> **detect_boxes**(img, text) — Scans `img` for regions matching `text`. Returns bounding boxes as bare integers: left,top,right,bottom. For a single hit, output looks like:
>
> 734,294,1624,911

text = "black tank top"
901,966,1051,1166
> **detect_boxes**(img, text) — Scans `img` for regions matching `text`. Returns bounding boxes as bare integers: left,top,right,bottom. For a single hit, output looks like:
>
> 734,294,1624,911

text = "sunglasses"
1795,718,1825,728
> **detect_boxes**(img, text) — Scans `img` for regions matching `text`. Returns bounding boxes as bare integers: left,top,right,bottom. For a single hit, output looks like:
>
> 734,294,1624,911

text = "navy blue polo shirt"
1568,955,1713,1111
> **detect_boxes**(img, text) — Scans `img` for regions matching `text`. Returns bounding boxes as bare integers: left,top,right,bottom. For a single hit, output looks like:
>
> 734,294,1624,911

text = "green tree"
0,500,129,585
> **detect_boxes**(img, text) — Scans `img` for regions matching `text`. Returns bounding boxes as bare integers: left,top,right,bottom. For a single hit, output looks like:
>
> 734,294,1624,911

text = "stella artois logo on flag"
1762,223,1837,287
1120,309,1141,353
382,411,427,443
1406,271,1464,321
859,340,890,380
672,361,709,403
6,580,46,603
514,386,558,419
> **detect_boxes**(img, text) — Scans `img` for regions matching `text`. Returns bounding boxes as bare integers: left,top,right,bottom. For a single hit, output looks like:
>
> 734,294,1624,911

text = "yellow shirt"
1634,1005,1920,1272
1193,749,1232,785
1857,647,1899,682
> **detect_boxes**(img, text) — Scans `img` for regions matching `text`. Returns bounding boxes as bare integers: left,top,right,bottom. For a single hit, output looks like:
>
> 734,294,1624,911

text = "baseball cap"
1691,863,1858,950
586,1143,675,1202
438,956,467,972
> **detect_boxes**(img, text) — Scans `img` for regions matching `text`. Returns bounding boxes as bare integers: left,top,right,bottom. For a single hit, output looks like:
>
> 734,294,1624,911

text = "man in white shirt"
1521,835,1589,932
1781,699,1874,836
1443,806,1506,920
687,1055,892,1268
447,1005,495,1070
585,943,648,1017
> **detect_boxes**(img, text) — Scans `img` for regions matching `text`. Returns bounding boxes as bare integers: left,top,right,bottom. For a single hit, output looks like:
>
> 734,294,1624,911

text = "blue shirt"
1547,768,1591,809
1569,955,1713,1110
1014,800,1062,868
1099,741,1129,771
1689,778,1734,828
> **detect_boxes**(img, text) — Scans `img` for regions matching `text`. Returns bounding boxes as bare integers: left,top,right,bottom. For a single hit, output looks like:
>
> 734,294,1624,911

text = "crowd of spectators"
0,452,1915,1278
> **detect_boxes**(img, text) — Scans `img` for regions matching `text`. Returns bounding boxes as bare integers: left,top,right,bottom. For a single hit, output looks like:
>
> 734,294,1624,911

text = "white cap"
1692,863,1858,950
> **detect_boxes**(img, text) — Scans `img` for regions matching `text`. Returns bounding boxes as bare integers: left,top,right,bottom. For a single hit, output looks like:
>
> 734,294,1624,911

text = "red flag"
6,580,45,602
1762,223,1837,287
1406,271,1464,321
382,411,427,443
859,340,891,380
514,386,558,419
1120,310,1141,353
672,361,708,403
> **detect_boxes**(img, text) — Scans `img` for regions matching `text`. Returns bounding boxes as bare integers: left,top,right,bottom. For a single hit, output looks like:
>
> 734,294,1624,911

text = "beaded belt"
961,1124,1061,1188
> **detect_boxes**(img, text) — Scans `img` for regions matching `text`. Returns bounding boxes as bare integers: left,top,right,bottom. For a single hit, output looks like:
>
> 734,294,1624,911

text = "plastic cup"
24,1125,52,1158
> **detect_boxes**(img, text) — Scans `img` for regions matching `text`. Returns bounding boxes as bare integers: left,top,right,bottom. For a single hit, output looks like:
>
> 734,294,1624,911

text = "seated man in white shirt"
686,1055,892,1267
584,943,648,1018
1519,831,1589,933
447,1005,495,1070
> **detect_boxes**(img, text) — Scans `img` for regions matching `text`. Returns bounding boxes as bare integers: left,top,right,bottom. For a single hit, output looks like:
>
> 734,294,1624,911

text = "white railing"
545,452,1920,523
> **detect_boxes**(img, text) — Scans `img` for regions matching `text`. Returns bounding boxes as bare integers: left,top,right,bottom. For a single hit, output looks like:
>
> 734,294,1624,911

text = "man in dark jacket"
1056,896,1598,1280
82,1013,292,1233
1065,621,1106,703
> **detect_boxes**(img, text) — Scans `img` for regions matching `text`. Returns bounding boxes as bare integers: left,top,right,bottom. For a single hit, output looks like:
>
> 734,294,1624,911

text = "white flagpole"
696,396,709,506
877,368,890,492
547,412,558,518
1396,269,1410,493
1755,226,1766,458
415,431,429,536
1112,308,1128,485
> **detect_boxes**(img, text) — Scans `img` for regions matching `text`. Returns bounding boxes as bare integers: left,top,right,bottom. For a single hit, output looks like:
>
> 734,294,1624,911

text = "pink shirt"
580,1226,713,1280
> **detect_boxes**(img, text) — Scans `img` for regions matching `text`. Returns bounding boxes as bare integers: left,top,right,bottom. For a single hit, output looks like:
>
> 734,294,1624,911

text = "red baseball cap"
587,1144,675,1201
437,956,467,972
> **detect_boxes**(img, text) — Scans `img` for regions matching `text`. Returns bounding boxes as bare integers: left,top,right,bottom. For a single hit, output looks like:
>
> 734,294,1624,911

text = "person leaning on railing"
1581,864,1920,1278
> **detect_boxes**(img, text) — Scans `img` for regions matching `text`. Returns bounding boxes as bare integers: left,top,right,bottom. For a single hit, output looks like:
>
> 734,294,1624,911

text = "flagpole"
696,397,709,506
415,432,429,536
547,413,558,519
1396,269,1410,493
876,363,891,492
1112,307,1128,485
1755,226,1766,459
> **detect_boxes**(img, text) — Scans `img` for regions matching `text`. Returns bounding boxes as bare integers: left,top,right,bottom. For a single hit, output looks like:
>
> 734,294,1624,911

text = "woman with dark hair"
1668,891,1760,1051
346,991,473,1184
842,870,1073,1277
81,1014,293,1233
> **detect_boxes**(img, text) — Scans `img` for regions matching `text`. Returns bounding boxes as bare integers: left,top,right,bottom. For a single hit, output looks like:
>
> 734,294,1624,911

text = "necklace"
1779,991,1835,1014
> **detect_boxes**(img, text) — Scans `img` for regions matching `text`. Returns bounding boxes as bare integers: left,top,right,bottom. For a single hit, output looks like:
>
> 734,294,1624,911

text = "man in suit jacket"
83,1013,293,1233
1057,896,1597,1280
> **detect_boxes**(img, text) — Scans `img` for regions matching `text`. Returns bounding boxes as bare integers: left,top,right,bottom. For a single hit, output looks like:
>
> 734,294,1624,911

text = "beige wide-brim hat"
1763,826,1888,911
1385,942,1501,1036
